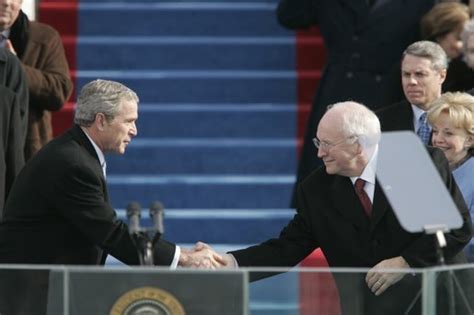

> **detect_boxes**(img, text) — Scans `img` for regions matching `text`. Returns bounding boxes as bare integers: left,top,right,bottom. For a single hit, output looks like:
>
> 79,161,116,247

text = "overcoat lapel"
370,180,391,229
70,125,109,202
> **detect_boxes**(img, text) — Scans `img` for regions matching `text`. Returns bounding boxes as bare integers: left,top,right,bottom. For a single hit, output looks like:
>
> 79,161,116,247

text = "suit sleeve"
21,27,73,112
276,0,318,29
231,184,317,268
401,148,472,267
53,164,176,266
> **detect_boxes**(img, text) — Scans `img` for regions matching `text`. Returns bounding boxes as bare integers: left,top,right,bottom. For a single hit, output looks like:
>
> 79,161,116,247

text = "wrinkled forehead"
316,110,345,139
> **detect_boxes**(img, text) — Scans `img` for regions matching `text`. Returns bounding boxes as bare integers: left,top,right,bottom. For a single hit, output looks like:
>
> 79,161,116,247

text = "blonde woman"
428,91,474,259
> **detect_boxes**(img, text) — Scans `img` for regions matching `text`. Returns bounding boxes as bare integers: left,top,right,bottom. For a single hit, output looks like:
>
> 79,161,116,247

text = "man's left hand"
365,256,410,296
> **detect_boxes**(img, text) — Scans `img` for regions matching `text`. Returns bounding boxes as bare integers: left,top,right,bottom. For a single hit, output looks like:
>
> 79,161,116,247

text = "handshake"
178,242,235,269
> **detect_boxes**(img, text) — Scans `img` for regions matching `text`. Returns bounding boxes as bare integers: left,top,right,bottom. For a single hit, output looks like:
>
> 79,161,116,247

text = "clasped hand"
179,241,233,269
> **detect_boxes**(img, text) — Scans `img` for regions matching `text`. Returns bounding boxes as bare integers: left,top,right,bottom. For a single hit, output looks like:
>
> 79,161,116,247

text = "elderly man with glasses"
199,100,472,315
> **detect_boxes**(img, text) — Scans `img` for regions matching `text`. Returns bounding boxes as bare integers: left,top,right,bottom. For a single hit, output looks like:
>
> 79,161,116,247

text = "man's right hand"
178,241,228,269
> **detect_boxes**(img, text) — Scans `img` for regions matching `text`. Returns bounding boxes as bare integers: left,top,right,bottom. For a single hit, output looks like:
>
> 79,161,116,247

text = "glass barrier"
0,264,473,315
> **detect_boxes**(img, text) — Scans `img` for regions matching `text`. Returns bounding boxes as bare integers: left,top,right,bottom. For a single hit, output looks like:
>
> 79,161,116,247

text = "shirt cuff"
170,245,180,269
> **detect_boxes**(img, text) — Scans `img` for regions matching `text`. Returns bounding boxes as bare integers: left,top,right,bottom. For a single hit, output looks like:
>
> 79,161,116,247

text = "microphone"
149,201,165,235
126,201,141,234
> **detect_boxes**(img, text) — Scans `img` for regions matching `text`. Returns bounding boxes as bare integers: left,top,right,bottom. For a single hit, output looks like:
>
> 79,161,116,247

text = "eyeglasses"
312,136,358,150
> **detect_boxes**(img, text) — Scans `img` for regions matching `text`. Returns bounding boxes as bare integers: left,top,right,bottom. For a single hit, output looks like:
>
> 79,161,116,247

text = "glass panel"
432,265,474,315
3,264,474,314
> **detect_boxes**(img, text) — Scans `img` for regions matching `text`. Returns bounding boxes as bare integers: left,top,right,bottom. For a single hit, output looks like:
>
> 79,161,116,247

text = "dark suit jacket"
0,86,25,215
376,99,415,132
231,147,472,314
376,99,434,146
0,47,28,144
0,125,177,314
0,124,175,265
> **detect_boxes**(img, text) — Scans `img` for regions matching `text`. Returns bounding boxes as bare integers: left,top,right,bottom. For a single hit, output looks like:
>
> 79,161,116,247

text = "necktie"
355,178,372,217
417,112,431,145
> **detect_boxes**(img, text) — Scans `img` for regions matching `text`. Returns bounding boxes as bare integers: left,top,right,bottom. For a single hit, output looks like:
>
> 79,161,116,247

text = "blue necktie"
417,112,431,145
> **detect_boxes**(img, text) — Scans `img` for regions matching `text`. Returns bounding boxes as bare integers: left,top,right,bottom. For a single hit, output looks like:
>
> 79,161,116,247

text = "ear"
438,68,447,84
465,135,474,149
95,113,107,131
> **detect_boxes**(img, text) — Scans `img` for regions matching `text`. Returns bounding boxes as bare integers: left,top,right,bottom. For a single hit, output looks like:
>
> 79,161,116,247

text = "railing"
0,264,473,314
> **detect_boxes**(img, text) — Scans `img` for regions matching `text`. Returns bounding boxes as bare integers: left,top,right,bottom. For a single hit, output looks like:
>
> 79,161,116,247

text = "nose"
407,75,418,85
130,122,138,137
317,146,326,158
431,133,442,146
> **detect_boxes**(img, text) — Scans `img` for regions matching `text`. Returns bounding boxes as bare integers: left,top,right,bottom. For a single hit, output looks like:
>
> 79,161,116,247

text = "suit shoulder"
300,166,333,190
376,100,408,117
28,21,62,43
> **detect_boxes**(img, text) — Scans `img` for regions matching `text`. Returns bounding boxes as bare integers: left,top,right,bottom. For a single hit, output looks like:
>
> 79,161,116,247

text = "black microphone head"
149,201,165,235
149,201,164,216
126,201,141,234
126,201,141,217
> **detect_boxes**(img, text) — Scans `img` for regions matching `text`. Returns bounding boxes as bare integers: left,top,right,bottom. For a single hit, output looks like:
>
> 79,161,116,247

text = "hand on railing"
366,256,410,296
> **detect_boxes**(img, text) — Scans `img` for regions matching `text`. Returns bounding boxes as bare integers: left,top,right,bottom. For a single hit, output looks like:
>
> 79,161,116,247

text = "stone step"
107,137,297,174
107,174,294,209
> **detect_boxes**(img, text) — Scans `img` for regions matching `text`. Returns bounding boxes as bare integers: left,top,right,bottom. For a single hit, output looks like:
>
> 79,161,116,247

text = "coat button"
375,75,382,82
346,72,354,79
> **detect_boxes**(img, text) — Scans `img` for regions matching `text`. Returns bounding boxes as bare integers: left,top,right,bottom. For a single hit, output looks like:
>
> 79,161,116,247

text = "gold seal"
109,286,186,315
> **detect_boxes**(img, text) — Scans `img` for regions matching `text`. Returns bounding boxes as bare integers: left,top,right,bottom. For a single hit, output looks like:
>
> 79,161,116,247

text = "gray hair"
74,79,139,127
327,101,381,151
462,19,474,57
402,40,448,70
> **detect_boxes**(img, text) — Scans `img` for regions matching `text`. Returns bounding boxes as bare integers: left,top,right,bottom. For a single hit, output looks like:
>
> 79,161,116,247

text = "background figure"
0,47,27,216
277,0,436,206
377,41,447,144
427,91,474,260
421,2,473,92
448,18,474,93
0,0,73,160
213,101,471,314
0,85,24,215
421,2,469,61
0,47,28,142
386,2,470,104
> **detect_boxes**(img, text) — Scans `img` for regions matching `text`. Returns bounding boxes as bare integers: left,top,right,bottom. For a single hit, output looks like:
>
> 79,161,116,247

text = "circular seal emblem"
109,286,186,315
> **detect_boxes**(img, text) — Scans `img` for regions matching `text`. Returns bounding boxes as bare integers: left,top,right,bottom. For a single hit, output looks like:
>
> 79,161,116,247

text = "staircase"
39,0,324,313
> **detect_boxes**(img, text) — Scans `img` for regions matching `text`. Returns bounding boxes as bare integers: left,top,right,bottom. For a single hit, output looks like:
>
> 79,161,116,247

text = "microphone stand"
128,202,165,266
131,228,161,266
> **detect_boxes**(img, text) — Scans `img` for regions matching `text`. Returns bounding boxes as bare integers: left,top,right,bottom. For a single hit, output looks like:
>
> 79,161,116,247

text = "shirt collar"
350,145,378,186
411,104,426,119
81,127,106,168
